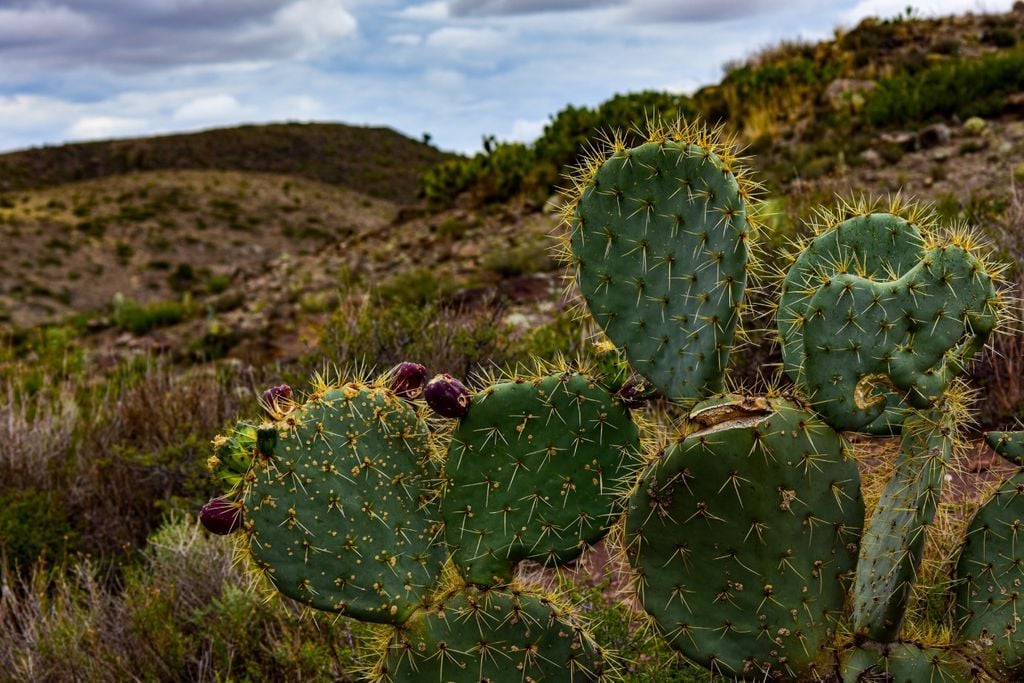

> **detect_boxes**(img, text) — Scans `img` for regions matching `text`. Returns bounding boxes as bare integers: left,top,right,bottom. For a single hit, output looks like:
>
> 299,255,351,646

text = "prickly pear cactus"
777,205,932,435
801,236,999,431
564,120,757,402
624,393,864,679
442,370,640,585
239,377,445,624
371,583,609,682
954,467,1024,678
839,642,980,682
851,407,956,641
985,430,1024,464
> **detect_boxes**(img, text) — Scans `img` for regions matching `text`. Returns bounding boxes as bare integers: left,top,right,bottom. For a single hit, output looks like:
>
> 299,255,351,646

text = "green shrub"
0,488,78,568
112,295,188,334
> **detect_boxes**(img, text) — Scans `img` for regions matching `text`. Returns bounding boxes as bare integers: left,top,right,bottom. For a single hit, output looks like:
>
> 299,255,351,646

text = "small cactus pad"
624,394,864,679
954,469,1024,677
851,409,954,641
241,380,444,624
209,421,259,485
801,242,997,431
839,643,979,682
778,211,927,435
373,584,608,682
443,372,640,585
568,126,752,402
985,431,1024,465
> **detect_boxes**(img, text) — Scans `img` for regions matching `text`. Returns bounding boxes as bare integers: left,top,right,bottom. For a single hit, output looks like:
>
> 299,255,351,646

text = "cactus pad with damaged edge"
241,380,444,624
568,125,752,402
442,372,640,585
624,394,864,679
851,408,954,641
801,241,998,431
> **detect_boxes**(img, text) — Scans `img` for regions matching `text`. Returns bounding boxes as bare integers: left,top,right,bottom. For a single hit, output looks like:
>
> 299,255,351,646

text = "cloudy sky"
0,0,1014,154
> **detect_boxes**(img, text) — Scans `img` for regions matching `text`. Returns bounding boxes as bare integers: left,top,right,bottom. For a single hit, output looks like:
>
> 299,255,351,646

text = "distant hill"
0,122,451,205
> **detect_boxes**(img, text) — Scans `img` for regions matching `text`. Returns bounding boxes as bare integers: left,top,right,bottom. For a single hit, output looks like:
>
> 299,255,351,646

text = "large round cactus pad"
375,585,608,682
839,643,980,682
243,383,444,624
571,139,749,402
625,395,864,680
443,372,640,585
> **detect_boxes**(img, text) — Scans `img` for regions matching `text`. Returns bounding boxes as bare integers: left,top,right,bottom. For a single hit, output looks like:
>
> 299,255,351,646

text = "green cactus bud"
851,407,956,641
442,371,641,586
241,378,445,624
801,235,999,432
624,394,864,679
565,119,758,403
954,468,1024,677
371,583,609,682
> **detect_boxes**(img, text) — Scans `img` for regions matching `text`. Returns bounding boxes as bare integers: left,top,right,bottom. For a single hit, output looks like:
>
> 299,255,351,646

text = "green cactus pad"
242,381,444,624
569,130,751,402
851,409,954,641
624,394,864,679
801,242,997,431
778,212,927,435
954,469,1024,677
985,431,1024,465
839,643,979,682
210,421,258,486
443,372,640,586
374,584,608,682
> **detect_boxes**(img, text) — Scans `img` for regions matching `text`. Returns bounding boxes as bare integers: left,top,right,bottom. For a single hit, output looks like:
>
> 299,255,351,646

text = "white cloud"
388,33,423,46
0,4,95,45
425,26,503,51
66,115,148,141
840,0,1014,23
397,2,450,20
506,117,546,142
173,94,246,122
423,68,467,90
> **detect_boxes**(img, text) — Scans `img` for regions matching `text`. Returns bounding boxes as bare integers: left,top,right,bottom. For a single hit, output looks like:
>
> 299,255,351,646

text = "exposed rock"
919,123,951,148
879,130,918,151
859,149,883,168
1005,92,1024,113
825,79,877,109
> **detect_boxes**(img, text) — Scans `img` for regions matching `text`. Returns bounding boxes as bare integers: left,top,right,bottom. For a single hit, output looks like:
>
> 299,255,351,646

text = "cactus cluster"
197,115,1024,682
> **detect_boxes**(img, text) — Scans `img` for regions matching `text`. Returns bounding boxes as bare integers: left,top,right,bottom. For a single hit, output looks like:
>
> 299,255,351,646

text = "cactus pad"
443,372,640,585
801,241,997,431
851,409,954,641
241,380,444,624
985,431,1024,465
954,469,1024,677
839,643,979,682
624,394,864,679
567,124,753,402
778,211,928,435
373,584,608,682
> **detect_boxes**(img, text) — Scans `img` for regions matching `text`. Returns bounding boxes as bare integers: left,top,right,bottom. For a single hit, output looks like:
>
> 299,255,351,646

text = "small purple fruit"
389,362,428,400
200,497,242,535
262,384,292,414
424,373,471,418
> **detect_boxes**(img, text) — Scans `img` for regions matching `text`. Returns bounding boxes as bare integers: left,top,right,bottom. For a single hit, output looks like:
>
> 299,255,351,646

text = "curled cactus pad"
564,119,759,403
798,224,1001,432
237,375,445,624
442,370,641,586
624,393,864,680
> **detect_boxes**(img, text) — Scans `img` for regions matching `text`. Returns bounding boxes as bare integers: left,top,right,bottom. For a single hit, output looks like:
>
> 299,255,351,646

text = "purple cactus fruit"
262,384,292,413
424,373,471,418
618,375,655,409
389,362,428,400
199,497,242,535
